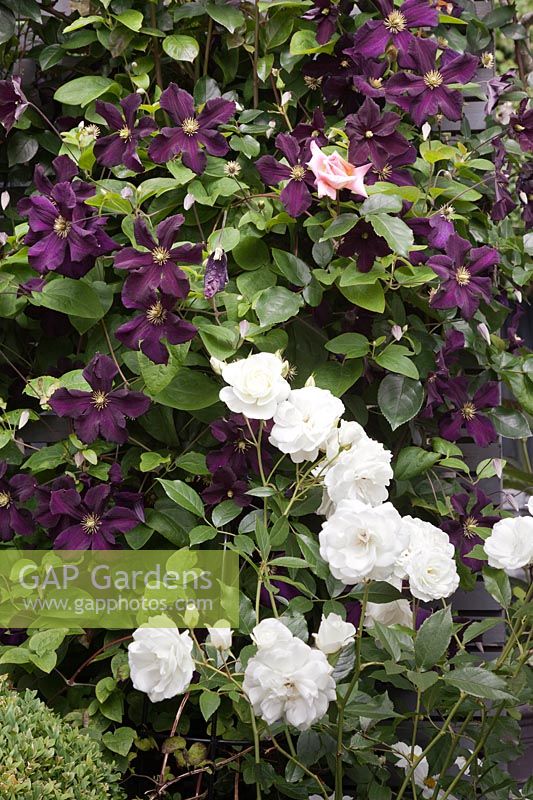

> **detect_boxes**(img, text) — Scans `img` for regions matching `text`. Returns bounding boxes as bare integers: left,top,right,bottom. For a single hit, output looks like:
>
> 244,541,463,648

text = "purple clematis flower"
337,219,391,272
442,488,499,571
422,329,465,416
35,475,77,540
350,0,438,59
439,377,499,447
207,414,272,476
351,59,388,100
427,234,499,319
509,99,533,153
94,93,157,173
0,77,28,132
19,181,116,278
302,0,350,45
0,462,35,541
292,109,328,149
492,138,517,222
50,483,142,549
116,292,197,364
346,98,415,163
204,248,228,299
408,208,455,248
386,38,479,125
256,133,316,217
115,214,201,300
363,149,416,187
26,155,94,203
202,466,250,508
49,353,150,444
148,83,236,173
303,37,368,113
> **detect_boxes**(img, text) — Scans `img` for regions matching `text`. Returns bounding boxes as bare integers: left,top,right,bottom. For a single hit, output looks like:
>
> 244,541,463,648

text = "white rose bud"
313,613,356,654
207,627,233,652
421,122,432,141
251,618,294,650
128,618,194,703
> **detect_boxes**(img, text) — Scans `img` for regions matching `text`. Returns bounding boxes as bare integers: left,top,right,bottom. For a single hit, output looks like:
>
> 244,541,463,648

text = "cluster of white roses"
217,352,461,603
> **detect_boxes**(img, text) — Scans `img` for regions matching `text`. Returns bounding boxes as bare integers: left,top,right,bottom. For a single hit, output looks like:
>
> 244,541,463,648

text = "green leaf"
367,214,414,256
206,3,244,32
7,133,37,166
158,479,204,517
23,443,66,473
325,333,370,359
289,29,335,55
233,236,270,270
370,620,403,662
212,500,241,528
394,447,440,481
175,452,210,475
54,76,119,106
113,10,144,30
491,408,531,439
96,677,117,704
443,667,513,701
378,375,424,431
0,7,15,44
320,214,359,241
419,141,458,163
29,277,104,319
62,14,104,33
374,345,419,379
207,227,240,252
338,281,385,312
272,249,311,287
199,691,221,721
415,606,453,669
152,369,220,410
189,525,218,545
102,727,136,756
406,670,439,691
360,195,403,215
462,618,501,646
28,628,68,657
163,35,200,62
483,565,512,608
254,286,303,327
313,360,363,396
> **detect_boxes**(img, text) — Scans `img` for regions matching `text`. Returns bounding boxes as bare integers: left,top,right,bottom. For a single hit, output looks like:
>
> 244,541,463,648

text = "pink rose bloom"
307,141,371,200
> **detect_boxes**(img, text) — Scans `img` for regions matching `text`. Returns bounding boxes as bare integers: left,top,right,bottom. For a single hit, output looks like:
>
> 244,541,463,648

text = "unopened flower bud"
477,322,491,345
183,192,195,210
210,357,226,376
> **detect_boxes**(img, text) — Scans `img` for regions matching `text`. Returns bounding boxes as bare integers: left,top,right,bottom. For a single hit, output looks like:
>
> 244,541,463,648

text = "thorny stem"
157,692,190,792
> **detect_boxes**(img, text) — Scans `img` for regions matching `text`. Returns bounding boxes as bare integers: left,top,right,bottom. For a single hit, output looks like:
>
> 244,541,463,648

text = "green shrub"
0,682,125,800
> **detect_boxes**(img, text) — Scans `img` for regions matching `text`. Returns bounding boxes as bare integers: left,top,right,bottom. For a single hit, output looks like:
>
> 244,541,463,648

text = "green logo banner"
0,549,239,629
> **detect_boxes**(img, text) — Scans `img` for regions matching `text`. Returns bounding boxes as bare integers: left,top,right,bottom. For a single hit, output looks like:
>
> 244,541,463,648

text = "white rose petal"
251,618,294,650
313,613,356,654
220,352,290,420
319,499,406,584
269,386,345,463
397,517,459,602
319,436,393,510
364,599,412,629
484,516,533,570
207,627,233,651
128,618,194,703
243,636,336,730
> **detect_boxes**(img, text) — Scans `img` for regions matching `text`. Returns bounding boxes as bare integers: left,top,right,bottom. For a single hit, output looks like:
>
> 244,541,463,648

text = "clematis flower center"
384,10,407,33
463,515,479,538
365,130,374,138
235,439,249,452
53,215,72,239
224,160,241,177
321,6,330,14
91,390,109,410
181,117,199,136
340,59,350,68
455,266,471,286
227,489,234,498
146,301,167,325
424,778,437,790
424,70,444,89
461,402,477,421
81,513,101,534
290,165,306,181
304,76,322,89
118,125,132,140
376,164,392,180
369,77,383,89
0,491,11,508
441,205,455,220
152,246,171,265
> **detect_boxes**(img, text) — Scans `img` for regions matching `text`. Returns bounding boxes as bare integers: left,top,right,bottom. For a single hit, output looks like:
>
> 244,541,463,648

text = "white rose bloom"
484,516,533,570
319,499,406,584
319,436,393,509
251,618,294,649
219,352,290,419
128,619,194,703
207,627,233,651
394,516,455,580
393,742,430,790
269,387,345,463
364,599,413,629
243,636,336,730
313,613,356,654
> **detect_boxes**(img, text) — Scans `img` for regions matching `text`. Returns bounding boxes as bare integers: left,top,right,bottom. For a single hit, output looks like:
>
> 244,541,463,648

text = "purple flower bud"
204,248,228,299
